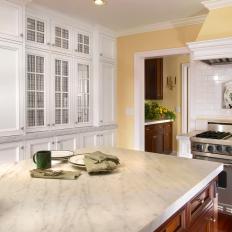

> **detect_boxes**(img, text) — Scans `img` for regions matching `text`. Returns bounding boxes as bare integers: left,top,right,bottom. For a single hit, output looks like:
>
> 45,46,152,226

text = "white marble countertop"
0,148,223,232
144,119,173,126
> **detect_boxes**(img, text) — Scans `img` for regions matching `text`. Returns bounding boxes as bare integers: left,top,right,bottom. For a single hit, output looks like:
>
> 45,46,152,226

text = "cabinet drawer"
189,186,212,224
155,208,186,232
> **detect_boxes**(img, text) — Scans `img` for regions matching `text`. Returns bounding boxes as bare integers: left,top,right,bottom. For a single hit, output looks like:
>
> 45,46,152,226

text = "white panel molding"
117,15,206,37
202,0,232,10
187,37,232,60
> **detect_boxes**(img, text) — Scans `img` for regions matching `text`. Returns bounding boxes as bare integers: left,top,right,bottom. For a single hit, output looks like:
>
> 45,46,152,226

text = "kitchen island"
0,148,223,232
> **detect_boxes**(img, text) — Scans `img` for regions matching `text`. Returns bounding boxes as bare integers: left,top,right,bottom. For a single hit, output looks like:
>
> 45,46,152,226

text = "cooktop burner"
195,131,232,140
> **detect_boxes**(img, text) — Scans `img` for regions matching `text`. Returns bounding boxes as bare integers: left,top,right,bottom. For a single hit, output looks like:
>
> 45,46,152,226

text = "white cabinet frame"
0,40,24,136
0,0,23,42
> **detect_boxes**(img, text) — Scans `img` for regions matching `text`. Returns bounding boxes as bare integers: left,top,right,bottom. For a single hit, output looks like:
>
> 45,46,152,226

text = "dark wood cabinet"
145,58,163,100
155,180,218,232
145,122,172,154
163,122,173,154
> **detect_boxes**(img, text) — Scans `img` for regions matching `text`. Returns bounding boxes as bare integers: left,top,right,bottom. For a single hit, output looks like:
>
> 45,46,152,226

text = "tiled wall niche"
189,61,232,130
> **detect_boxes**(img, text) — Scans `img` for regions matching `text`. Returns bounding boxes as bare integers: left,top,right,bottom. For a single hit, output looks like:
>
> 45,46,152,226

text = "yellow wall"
197,6,232,41
157,55,189,151
117,24,202,149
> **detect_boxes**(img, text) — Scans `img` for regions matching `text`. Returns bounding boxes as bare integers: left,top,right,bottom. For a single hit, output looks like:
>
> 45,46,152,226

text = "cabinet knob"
100,120,103,123
21,127,24,130
20,33,23,38
52,141,55,145
47,124,50,127
52,44,55,47
75,122,78,125
47,42,51,45
75,49,78,52
196,198,204,204
100,53,103,57
52,123,55,126
57,141,60,144
207,217,216,223
21,146,24,150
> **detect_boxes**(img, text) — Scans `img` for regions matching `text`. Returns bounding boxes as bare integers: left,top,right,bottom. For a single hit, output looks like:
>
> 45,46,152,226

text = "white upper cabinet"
51,54,73,129
99,61,116,125
25,14,50,50
0,40,24,136
0,1,23,42
74,29,92,58
74,59,92,126
51,21,72,53
26,49,50,132
99,33,116,61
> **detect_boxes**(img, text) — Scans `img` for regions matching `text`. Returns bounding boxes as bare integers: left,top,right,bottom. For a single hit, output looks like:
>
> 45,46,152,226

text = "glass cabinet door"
76,62,91,125
75,31,91,56
54,58,70,126
26,17,45,44
26,54,45,128
54,26,69,50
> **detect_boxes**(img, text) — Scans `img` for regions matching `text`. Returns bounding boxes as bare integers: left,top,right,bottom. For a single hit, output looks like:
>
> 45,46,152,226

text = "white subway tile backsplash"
190,61,232,129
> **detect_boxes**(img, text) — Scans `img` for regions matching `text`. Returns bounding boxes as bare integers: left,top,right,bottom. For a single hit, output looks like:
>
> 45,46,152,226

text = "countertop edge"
144,119,174,126
140,163,224,232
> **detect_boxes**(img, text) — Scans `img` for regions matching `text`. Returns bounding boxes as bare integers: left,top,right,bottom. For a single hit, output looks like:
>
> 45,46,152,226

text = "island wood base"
155,179,218,232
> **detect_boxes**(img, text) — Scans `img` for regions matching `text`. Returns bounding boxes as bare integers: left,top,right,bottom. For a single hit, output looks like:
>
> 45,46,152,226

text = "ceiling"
30,0,207,33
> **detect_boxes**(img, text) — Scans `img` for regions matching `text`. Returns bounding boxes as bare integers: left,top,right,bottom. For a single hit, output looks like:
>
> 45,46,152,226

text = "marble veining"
0,148,223,232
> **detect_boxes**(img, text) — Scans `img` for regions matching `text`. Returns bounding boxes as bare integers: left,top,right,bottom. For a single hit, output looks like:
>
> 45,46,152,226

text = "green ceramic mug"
33,150,51,169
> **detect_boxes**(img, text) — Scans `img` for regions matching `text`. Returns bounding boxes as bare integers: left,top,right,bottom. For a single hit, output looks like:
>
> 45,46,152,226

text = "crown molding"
117,15,206,37
187,37,232,60
7,0,32,5
202,0,232,10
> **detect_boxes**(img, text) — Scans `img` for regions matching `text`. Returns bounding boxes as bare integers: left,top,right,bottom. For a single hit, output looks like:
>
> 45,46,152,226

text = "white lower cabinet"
55,134,78,151
0,142,24,163
25,138,55,159
96,130,115,147
80,132,96,148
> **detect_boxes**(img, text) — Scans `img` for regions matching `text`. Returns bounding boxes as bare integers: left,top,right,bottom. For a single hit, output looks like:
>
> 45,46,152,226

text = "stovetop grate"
195,131,232,140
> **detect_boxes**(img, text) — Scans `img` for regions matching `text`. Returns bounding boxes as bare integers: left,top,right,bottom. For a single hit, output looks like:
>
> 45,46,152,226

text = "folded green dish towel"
30,169,81,180
84,151,120,174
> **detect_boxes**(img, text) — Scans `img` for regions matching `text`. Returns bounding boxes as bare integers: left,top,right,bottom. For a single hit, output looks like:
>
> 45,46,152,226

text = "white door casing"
134,47,189,150
181,63,190,134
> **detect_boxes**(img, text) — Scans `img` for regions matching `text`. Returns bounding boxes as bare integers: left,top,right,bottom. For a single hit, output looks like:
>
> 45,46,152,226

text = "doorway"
134,47,189,151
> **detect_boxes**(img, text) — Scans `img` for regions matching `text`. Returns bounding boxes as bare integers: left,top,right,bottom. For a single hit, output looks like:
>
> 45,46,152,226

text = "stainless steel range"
191,122,232,215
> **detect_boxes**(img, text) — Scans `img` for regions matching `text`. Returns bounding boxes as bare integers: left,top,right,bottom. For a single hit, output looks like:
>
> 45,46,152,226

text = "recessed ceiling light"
93,0,107,6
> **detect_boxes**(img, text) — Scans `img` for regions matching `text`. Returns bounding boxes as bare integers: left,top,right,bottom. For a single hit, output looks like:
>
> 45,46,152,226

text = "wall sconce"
166,76,176,90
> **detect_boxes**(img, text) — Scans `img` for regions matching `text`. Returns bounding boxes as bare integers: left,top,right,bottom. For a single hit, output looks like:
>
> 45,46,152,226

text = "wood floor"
218,213,232,232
